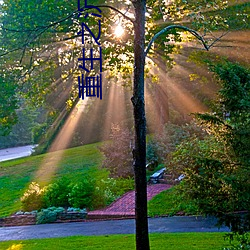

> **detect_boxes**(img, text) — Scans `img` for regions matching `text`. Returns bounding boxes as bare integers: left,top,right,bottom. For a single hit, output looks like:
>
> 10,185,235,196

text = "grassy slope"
0,141,195,219
148,186,199,217
1,2,248,219
0,233,230,250
0,143,103,217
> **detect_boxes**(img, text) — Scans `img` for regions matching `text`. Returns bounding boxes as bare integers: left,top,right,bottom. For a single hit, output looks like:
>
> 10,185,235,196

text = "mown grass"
0,143,104,217
0,233,230,250
0,141,197,218
148,186,199,217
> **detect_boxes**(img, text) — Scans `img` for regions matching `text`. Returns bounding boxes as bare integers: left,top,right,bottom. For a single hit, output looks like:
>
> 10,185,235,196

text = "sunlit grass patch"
148,186,199,217
0,233,230,250
0,143,103,217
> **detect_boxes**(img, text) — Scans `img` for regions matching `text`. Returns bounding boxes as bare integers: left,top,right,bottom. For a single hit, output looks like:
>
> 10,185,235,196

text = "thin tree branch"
206,30,230,49
0,26,49,56
145,25,211,56
0,4,134,57
95,5,134,24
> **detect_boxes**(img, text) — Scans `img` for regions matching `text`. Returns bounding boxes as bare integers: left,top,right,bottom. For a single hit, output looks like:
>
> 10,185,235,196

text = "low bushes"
36,207,65,224
20,182,45,212
21,176,134,212
43,177,71,208
93,177,134,209
68,180,94,209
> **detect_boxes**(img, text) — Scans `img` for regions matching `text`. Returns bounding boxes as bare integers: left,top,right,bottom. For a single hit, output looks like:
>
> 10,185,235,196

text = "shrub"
67,207,87,213
93,177,134,209
223,233,250,250
113,177,134,197
36,206,64,224
68,180,94,209
32,123,47,144
93,178,117,209
21,182,45,211
43,177,71,208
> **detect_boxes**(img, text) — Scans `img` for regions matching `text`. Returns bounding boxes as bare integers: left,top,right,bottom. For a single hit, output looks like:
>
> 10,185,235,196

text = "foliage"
20,182,45,212
68,179,94,209
42,177,95,210
167,61,250,233
146,140,159,170
43,178,71,208
99,124,133,178
19,169,133,213
93,177,134,208
208,2,250,31
67,207,86,213
147,122,206,166
32,123,48,144
200,61,250,168
36,206,64,224
0,75,18,136
223,233,250,250
0,104,44,148
93,178,118,208
0,0,244,133
168,135,239,211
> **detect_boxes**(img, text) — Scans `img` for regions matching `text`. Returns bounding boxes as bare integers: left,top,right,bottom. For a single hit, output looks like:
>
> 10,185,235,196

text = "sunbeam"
35,98,89,184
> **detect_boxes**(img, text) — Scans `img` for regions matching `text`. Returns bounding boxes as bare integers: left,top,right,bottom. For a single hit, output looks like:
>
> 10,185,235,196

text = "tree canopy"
0,0,248,131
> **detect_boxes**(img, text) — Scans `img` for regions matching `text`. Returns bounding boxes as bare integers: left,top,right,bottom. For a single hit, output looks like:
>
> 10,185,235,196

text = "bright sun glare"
114,24,124,37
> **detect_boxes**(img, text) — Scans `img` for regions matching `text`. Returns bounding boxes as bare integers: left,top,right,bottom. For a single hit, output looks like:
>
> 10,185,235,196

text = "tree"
128,1,230,249
99,124,133,178
168,61,250,233
0,1,247,249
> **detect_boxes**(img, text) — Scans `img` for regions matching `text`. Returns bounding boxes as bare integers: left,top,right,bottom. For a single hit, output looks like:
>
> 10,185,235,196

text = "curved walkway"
88,184,171,219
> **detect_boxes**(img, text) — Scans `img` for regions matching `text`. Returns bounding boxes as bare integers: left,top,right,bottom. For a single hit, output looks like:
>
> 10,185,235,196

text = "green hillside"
0,143,103,217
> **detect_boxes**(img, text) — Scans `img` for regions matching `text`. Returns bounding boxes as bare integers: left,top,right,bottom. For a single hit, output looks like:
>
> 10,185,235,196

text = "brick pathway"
88,184,171,219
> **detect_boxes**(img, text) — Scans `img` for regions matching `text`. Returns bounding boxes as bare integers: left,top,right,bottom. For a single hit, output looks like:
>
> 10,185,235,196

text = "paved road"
0,216,229,241
0,145,37,162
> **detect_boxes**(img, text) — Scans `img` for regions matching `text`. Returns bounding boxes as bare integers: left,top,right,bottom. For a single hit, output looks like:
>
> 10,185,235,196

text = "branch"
95,5,134,24
0,4,134,57
0,26,50,57
205,30,230,49
145,25,210,56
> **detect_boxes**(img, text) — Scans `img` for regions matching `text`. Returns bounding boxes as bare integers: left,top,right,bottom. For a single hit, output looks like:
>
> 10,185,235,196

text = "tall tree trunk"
131,1,150,250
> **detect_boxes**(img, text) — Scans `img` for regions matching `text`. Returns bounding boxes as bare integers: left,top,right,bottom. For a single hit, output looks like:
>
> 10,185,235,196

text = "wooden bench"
149,168,165,184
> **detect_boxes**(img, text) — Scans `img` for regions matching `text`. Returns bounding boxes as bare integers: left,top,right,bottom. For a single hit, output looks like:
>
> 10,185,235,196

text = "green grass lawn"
148,186,199,217
0,143,104,217
0,233,231,250
0,141,196,218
